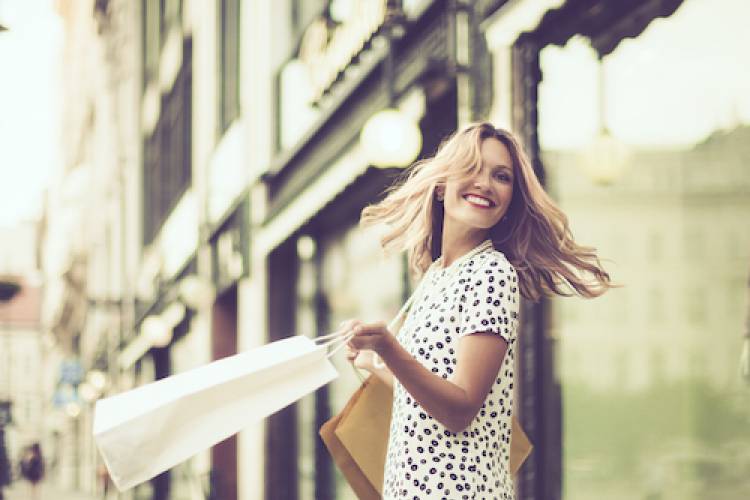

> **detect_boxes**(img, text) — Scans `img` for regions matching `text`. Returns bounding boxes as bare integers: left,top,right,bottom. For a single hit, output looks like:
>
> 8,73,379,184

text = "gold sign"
298,0,387,102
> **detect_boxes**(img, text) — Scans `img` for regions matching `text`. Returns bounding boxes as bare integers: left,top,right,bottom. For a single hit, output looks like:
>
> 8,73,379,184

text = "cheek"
499,183,514,201
445,181,464,198
444,183,464,205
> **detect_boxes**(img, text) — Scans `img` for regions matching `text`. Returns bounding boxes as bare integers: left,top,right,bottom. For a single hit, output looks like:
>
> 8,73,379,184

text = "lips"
463,193,495,208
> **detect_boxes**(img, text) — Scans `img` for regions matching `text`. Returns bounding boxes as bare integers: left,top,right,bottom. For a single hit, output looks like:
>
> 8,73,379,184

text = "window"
142,0,160,87
290,0,327,37
648,287,664,323
292,223,406,499
141,0,183,88
648,230,663,261
684,228,704,260
218,0,241,134
540,1,750,498
143,40,193,245
686,286,706,324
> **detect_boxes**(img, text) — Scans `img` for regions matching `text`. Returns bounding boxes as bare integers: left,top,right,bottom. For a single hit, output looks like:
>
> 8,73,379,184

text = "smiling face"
441,137,515,234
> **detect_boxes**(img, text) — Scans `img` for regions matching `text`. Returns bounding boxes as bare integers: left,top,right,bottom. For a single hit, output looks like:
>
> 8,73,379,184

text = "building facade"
0,223,43,482
41,0,750,499
482,0,750,499
41,0,142,495
261,1,503,498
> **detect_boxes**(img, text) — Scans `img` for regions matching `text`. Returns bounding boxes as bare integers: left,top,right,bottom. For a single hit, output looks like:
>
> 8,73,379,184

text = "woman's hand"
343,320,395,355
338,320,396,388
344,344,380,372
339,319,377,373
338,319,396,371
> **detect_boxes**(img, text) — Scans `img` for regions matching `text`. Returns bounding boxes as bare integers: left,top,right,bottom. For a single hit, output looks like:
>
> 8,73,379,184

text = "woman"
342,123,615,499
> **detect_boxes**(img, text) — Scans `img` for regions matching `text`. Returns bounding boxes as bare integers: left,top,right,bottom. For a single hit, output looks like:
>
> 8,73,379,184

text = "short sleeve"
458,256,520,344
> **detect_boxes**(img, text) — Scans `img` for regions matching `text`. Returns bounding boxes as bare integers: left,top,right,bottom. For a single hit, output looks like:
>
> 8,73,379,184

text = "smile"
463,194,495,208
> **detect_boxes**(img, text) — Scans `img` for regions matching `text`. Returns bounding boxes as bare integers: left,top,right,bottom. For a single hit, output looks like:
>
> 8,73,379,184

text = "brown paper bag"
510,414,533,475
319,376,382,500
333,375,392,493
321,374,533,496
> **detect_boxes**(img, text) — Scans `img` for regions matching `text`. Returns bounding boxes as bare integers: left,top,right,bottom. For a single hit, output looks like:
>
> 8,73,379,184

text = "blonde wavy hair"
360,122,617,302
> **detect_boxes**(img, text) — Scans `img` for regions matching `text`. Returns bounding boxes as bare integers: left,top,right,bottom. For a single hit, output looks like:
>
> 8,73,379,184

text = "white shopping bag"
94,334,344,491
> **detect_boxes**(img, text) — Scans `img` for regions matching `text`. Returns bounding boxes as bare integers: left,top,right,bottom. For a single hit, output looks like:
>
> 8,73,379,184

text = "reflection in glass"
539,1,750,498
296,223,405,499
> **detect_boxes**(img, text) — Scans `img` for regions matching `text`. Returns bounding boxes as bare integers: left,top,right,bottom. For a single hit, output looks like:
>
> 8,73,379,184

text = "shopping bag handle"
316,264,432,373
372,269,435,369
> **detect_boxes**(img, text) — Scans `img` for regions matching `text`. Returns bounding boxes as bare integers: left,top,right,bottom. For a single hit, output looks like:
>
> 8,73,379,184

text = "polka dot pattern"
383,244,520,499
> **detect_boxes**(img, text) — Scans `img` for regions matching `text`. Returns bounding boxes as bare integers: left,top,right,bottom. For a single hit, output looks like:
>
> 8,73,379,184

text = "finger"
347,336,362,350
351,323,384,337
338,318,362,330
335,320,357,339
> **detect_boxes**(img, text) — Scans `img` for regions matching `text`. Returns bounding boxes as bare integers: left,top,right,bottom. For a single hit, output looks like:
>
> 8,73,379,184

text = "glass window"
300,223,405,499
648,287,664,324
648,230,663,261
291,0,327,35
142,0,160,87
143,41,192,245
539,1,750,498
218,0,241,134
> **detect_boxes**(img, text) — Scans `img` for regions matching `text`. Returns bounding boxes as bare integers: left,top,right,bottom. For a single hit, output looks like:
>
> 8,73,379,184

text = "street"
3,481,100,500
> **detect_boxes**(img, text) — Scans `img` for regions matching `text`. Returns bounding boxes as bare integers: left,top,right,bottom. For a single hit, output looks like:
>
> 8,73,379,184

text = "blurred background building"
0,223,44,491
0,0,746,499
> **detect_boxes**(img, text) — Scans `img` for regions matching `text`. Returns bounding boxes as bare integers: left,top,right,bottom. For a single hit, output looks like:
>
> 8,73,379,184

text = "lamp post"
359,0,422,168
581,56,629,185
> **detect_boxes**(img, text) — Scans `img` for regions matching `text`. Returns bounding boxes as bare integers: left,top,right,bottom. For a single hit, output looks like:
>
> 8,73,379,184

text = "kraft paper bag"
510,414,533,475
94,335,339,491
322,274,533,495
333,375,392,494
327,375,533,495
319,376,382,500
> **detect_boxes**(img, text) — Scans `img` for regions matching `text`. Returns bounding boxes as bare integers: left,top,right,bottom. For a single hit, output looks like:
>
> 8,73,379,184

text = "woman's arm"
370,361,395,390
348,322,508,433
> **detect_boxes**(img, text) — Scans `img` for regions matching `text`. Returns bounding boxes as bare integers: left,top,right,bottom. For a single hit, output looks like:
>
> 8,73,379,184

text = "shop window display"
538,1,750,499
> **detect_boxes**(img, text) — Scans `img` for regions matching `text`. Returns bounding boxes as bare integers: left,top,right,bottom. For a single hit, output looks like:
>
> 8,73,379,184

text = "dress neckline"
432,239,494,274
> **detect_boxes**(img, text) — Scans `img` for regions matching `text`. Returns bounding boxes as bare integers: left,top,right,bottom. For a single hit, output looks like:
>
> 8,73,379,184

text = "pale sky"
0,0,62,228
538,0,750,150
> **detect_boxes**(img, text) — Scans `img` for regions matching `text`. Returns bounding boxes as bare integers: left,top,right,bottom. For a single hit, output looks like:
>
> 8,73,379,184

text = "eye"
493,171,512,183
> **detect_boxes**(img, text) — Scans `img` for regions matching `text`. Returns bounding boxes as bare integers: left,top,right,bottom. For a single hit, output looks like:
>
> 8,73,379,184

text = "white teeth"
464,195,492,207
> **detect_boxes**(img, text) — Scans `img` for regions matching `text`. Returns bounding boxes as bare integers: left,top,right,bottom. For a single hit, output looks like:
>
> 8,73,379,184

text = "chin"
457,218,497,232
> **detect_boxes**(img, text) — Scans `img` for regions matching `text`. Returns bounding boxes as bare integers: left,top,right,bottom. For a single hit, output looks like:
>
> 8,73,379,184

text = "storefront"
129,258,197,500
260,1,497,498
484,0,750,498
206,198,250,500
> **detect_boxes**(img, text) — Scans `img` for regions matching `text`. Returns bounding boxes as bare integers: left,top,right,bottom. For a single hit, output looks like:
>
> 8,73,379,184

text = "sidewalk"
3,481,101,500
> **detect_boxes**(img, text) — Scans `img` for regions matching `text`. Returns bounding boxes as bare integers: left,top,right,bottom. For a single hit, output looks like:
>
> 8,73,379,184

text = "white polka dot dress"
383,239,521,500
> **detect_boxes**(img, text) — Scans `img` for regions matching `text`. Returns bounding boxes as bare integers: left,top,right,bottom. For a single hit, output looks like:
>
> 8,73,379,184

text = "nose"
471,167,493,191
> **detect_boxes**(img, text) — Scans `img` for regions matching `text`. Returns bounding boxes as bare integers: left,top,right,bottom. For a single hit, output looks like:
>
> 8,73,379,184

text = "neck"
439,218,489,268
